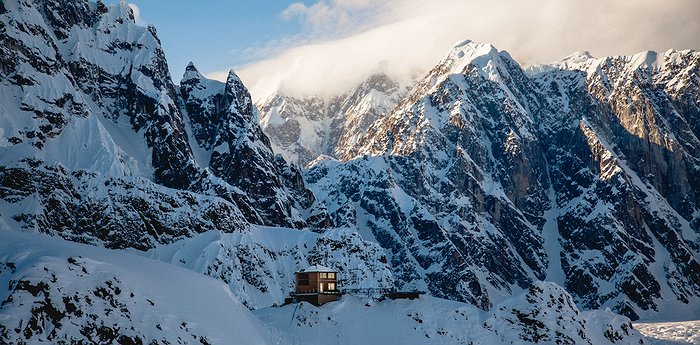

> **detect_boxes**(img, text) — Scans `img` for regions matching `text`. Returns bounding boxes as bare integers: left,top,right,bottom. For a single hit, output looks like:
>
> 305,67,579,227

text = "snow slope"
0,230,648,345
142,225,394,309
635,321,700,344
0,230,286,344
255,282,645,345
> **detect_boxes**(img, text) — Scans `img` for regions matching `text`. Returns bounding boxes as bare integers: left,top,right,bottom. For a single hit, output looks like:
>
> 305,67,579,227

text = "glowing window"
328,283,336,291
320,272,327,279
328,272,335,279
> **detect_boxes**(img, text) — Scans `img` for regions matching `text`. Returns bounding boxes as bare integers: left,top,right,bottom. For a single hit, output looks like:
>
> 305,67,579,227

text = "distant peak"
181,63,204,84
549,51,598,72
358,73,398,92
451,39,475,49
226,69,243,86
116,1,135,21
563,51,595,61
449,40,497,57
628,50,660,71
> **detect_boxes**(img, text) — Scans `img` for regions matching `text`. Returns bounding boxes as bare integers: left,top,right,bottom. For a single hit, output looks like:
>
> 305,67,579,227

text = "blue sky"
106,1,303,82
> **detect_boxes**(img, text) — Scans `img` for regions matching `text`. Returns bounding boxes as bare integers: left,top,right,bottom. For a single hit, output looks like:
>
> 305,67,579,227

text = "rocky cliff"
305,41,700,320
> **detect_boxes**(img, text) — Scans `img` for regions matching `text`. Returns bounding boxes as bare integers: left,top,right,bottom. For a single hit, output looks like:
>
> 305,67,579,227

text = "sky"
104,1,302,81
108,0,700,100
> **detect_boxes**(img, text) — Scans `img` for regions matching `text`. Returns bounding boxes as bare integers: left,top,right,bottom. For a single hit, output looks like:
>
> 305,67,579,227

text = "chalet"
293,265,339,306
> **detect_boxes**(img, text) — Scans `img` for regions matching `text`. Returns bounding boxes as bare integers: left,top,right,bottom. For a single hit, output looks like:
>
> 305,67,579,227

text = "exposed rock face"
306,41,700,319
0,0,328,246
179,64,324,228
258,73,412,167
535,50,700,319
0,160,247,250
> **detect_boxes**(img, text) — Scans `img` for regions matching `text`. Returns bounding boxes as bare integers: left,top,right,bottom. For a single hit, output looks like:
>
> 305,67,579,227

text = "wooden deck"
285,287,426,306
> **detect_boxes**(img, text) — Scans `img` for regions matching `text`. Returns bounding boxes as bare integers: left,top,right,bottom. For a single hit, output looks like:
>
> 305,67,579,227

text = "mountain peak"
562,51,595,62
105,0,137,24
547,51,598,72
226,69,244,87
628,50,660,71
444,40,501,72
182,62,204,82
224,69,255,117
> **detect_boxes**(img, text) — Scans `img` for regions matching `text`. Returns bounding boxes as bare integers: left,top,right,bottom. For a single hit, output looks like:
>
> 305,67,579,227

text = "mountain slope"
0,231,647,345
144,226,394,309
258,73,413,167
0,230,283,344
0,0,328,249
306,40,700,320
180,64,328,228
534,49,700,319
0,0,382,315
256,282,645,345
308,41,554,310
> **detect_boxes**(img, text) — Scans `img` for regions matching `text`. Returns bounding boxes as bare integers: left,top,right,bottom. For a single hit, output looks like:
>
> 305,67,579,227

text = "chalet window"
328,272,335,279
298,273,309,286
320,272,327,279
328,283,336,291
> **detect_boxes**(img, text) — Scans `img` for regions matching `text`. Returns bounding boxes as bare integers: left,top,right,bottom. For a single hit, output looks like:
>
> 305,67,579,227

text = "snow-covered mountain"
305,40,700,320
144,225,394,309
0,0,694,343
0,230,283,344
258,73,414,167
0,0,328,240
0,230,645,344
0,0,370,310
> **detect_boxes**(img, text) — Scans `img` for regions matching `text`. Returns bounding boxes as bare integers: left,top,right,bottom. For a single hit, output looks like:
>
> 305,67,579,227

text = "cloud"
212,0,700,100
127,3,146,26
281,0,380,36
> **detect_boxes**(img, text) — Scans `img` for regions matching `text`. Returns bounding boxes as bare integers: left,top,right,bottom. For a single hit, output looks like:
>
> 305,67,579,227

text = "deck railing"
291,289,341,296
289,287,426,300
341,287,396,296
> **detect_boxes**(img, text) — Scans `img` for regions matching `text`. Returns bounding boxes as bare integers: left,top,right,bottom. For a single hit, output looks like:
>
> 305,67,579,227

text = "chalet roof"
298,265,336,273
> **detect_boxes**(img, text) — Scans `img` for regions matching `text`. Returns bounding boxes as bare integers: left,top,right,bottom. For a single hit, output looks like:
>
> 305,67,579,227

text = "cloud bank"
208,0,700,100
